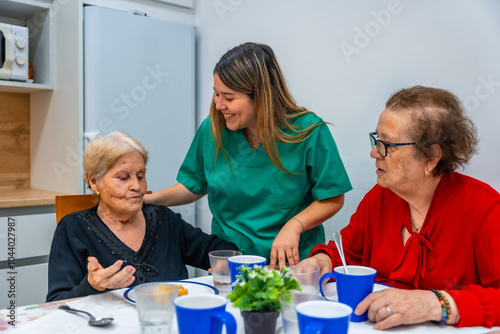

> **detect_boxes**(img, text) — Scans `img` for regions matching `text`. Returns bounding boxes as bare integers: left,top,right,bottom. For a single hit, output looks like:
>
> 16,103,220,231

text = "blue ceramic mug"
296,300,352,334
227,255,266,284
174,295,236,334
319,265,377,322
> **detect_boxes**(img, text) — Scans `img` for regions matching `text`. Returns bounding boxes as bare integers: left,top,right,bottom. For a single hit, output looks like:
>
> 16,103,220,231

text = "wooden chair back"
55,194,96,224
55,191,152,223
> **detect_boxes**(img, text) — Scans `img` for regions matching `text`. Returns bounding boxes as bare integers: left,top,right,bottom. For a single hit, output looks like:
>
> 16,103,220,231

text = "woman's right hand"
87,257,136,291
299,252,333,277
355,288,459,329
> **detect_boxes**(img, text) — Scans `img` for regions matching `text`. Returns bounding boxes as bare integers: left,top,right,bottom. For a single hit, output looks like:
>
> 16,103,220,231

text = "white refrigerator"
83,5,195,222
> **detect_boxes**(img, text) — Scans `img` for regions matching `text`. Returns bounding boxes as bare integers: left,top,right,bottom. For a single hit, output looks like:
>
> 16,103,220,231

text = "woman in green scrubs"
146,42,352,269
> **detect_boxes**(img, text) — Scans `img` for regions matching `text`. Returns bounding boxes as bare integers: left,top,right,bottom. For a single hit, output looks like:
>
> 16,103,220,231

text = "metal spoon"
333,232,349,274
59,305,114,326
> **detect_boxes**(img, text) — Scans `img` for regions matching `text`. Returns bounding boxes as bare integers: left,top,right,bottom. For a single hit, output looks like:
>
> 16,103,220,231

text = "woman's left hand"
87,257,136,291
269,219,303,269
355,288,444,330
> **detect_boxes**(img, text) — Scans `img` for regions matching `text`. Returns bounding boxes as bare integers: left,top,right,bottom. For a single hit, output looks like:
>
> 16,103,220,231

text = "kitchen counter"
0,188,65,208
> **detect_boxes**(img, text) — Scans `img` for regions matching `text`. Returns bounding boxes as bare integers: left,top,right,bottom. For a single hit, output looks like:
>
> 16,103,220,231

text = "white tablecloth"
8,276,500,334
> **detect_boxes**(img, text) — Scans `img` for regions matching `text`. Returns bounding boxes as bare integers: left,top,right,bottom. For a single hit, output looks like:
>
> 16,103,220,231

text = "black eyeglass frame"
369,132,417,157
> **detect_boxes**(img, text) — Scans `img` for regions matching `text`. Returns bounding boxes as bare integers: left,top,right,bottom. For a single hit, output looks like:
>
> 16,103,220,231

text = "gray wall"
193,0,500,241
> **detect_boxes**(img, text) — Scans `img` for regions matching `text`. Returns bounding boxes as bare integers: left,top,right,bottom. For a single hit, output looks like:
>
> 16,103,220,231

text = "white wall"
193,0,500,239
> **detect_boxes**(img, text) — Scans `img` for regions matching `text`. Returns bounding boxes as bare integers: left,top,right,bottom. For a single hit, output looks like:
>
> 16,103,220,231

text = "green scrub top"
177,113,352,261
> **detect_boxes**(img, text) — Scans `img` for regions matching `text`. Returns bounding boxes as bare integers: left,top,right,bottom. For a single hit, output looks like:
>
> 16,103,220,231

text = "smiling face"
371,108,427,195
213,73,257,133
91,151,147,218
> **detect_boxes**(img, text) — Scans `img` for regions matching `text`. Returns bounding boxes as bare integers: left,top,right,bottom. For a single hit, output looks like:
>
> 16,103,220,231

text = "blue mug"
174,295,236,334
227,255,266,284
319,265,376,322
296,300,352,334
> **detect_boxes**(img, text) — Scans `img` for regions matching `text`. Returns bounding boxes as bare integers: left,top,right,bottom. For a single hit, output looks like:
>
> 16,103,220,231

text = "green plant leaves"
227,265,301,312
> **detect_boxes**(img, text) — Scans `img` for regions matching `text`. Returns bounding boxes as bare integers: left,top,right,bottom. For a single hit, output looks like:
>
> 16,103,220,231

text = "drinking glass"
135,282,179,334
209,250,242,295
290,263,320,294
279,291,324,334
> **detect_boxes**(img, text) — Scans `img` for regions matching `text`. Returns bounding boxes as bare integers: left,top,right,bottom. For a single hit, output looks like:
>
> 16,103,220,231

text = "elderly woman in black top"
47,131,237,301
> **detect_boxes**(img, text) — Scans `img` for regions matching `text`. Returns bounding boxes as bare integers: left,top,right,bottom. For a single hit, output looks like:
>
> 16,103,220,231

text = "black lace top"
80,205,162,284
46,204,238,301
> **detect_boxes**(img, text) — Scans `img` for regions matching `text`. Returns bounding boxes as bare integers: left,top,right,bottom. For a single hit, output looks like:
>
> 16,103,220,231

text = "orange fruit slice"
178,285,188,296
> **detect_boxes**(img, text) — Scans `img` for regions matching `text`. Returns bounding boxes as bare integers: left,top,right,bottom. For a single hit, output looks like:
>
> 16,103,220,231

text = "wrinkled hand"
299,253,332,277
87,257,136,291
355,288,443,330
269,220,303,270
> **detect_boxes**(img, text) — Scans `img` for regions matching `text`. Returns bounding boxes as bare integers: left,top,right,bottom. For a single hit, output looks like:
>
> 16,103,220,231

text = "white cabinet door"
0,213,56,261
0,263,49,308
0,209,56,308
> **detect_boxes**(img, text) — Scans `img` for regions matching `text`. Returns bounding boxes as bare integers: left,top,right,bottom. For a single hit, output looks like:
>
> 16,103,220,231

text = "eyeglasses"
369,132,417,157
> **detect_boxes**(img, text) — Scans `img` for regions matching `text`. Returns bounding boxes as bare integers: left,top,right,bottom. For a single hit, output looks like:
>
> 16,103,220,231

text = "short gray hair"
83,131,148,191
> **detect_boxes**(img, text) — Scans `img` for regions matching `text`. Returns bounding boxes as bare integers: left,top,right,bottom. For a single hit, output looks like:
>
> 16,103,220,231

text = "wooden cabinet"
0,93,29,190
0,0,63,204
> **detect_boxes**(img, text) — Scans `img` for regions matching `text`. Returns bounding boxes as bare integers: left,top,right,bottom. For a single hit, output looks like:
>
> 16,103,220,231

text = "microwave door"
1,30,5,68
0,23,15,80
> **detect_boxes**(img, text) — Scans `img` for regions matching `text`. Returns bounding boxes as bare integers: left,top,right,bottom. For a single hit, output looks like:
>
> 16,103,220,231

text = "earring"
96,190,100,196
425,170,431,177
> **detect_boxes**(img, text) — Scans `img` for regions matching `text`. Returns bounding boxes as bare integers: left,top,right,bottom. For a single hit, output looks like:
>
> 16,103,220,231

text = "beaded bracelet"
430,289,451,325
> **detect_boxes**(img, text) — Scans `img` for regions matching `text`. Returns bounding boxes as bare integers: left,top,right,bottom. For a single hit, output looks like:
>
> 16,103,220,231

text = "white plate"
123,280,218,304
322,282,390,301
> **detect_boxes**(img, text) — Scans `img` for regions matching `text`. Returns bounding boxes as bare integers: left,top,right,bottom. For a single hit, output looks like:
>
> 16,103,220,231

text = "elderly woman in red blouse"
302,86,500,329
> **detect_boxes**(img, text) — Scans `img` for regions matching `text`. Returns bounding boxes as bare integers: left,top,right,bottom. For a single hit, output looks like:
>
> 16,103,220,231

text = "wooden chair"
55,191,153,223
55,194,96,223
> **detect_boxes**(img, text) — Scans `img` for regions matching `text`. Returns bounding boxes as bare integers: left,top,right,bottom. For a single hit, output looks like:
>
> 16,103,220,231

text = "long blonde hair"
209,42,324,173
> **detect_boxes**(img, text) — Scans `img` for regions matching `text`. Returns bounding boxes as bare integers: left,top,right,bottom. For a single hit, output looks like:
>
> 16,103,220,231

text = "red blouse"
311,172,500,327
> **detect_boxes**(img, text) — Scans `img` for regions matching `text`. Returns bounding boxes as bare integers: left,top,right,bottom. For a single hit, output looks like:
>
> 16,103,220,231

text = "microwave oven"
0,23,29,81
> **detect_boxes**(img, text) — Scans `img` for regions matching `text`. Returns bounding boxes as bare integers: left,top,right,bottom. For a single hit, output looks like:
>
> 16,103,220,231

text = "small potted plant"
227,265,301,334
